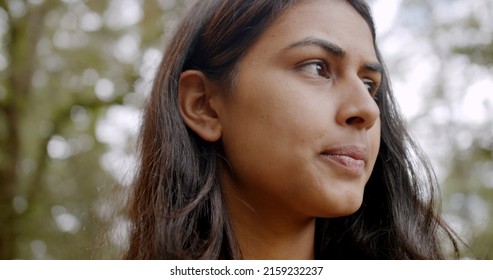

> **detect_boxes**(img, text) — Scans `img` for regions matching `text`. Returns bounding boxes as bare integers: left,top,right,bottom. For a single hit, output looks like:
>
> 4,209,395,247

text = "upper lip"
321,145,369,163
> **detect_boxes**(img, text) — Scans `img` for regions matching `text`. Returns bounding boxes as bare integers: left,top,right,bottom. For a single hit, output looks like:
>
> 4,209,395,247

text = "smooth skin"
179,0,382,259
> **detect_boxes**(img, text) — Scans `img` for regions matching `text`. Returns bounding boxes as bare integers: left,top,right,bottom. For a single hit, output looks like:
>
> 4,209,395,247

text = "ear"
178,70,223,142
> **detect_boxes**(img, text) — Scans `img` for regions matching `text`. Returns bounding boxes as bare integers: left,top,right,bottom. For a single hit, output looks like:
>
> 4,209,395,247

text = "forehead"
249,0,377,61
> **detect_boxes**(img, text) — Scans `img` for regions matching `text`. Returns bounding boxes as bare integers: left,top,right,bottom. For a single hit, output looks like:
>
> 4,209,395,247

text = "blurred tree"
0,0,189,259
389,0,493,258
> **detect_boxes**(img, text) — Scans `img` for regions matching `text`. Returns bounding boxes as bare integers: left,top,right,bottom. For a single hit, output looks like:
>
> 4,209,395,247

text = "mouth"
320,145,369,176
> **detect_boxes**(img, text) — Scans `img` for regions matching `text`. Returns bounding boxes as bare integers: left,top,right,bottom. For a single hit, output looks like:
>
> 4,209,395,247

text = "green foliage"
454,43,493,67
0,0,189,259
396,0,493,259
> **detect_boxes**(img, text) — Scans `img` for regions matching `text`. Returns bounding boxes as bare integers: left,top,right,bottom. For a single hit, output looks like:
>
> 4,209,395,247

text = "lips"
320,145,369,175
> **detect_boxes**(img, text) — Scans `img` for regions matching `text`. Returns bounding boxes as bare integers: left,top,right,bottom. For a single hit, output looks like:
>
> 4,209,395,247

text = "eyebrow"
285,37,345,57
364,62,383,74
284,37,383,74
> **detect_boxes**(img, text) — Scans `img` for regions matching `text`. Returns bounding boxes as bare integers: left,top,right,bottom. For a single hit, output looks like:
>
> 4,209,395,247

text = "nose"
336,77,380,130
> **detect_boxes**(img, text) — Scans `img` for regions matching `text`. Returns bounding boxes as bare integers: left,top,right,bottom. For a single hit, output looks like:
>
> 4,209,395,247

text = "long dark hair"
125,0,459,259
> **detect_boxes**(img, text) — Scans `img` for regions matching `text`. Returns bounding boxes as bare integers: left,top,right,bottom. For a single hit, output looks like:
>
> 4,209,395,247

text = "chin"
320,192,365,218
340,202,363,217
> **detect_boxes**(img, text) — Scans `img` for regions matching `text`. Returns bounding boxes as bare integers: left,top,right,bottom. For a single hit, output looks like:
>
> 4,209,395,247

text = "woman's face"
216,0,381,220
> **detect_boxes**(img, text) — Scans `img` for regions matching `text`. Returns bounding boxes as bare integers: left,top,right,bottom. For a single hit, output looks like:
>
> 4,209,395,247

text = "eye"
362,78,379,98
297,60,331,79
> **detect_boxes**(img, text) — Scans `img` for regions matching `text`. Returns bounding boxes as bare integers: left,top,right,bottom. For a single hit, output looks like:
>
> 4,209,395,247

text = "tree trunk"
0,2,48,259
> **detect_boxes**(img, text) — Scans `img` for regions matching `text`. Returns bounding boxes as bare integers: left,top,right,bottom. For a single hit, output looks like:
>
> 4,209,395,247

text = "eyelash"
297,60,379,100
362,78,379,100
297,60,331,79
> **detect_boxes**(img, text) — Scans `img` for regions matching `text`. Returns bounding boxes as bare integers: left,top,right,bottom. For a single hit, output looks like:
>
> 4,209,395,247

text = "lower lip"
321,154,365,176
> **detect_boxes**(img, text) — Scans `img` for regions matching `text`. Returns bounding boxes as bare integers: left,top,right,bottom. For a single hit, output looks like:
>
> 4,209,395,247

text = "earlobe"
178,70,223,142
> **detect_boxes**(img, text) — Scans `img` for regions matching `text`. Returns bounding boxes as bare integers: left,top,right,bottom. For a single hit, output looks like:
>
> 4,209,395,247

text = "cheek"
221,89,330,155
218,81,323,176
373,119,381,145
369,119,381,166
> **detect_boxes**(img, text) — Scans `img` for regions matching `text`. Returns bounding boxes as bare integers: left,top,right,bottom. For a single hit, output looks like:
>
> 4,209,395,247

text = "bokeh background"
0,0,492,259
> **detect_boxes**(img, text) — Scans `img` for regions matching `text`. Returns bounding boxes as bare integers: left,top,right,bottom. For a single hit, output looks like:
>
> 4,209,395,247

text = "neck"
225,191,316,260
236,217,316,260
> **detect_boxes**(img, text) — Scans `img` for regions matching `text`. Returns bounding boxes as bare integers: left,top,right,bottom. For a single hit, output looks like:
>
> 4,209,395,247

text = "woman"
125,0,459,259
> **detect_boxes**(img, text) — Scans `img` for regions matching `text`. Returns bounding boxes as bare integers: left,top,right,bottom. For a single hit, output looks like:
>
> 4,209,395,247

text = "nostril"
346,116,364,125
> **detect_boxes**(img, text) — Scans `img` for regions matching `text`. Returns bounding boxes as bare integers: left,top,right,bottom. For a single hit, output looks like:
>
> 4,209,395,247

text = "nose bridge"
336,74,380,129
